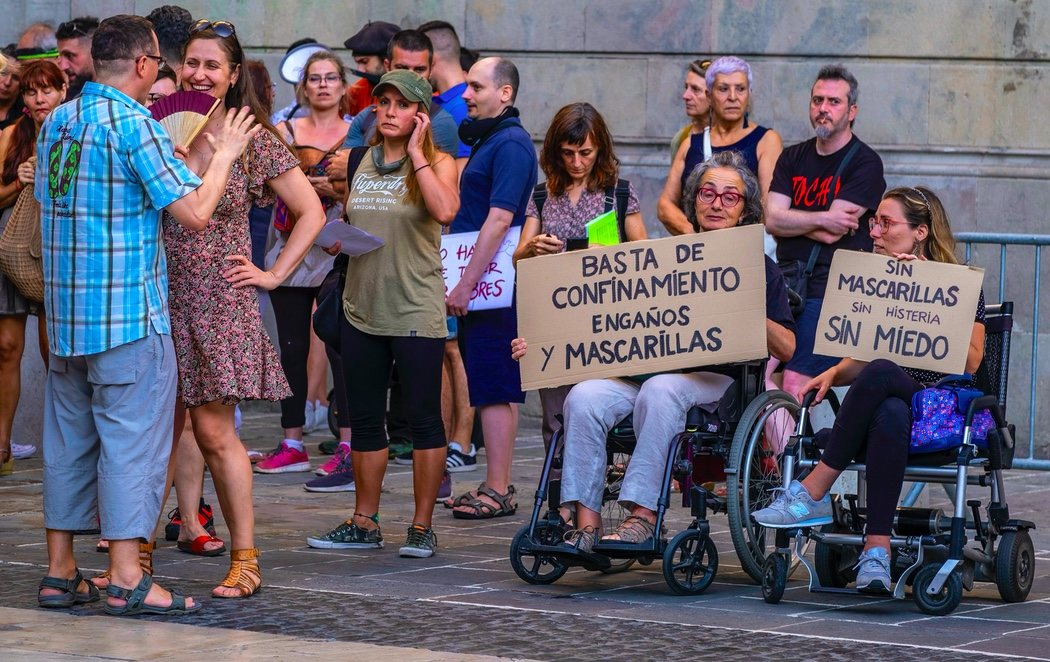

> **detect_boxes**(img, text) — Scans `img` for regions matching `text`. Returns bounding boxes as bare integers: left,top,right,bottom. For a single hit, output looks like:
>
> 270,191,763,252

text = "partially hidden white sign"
441,226,521,311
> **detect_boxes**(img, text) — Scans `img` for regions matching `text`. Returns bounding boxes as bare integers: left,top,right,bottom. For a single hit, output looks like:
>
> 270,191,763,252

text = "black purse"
311,146,368,350
778,245,820,319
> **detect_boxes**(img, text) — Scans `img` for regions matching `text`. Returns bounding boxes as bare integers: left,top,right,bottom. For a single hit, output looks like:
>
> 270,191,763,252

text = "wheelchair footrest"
525,542,612,570
592,538,664,558
809,586,899,600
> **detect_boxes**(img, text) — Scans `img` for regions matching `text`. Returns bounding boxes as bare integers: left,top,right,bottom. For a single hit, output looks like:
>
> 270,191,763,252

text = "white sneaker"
11,442,36,459
304,400,315,432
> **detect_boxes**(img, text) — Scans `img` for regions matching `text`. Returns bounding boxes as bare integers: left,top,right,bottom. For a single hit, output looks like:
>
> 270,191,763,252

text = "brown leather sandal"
90,540,154,590
213,547,261,599
600,515,657,544
452,485,517,520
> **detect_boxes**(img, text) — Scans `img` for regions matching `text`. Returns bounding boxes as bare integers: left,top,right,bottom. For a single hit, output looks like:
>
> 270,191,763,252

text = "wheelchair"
759,302,1034,615
508,360,806,594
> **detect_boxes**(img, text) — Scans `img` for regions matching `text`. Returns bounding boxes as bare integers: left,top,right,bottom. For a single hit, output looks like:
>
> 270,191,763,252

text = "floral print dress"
163,130,297,408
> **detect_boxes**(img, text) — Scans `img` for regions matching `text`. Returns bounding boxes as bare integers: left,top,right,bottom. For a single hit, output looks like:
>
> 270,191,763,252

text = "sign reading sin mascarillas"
813,250,984,374
516,224,768,390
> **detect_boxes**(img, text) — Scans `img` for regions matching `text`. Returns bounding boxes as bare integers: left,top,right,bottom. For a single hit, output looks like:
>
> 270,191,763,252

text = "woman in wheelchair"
752,185,986,594
512,151,796,556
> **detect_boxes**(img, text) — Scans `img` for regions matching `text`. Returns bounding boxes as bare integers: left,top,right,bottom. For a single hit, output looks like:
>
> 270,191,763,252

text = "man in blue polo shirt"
447,57,537,520
34,14,256,616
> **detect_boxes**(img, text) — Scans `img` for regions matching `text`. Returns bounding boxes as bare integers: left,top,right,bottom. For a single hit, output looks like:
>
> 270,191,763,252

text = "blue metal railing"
956,232,1049,470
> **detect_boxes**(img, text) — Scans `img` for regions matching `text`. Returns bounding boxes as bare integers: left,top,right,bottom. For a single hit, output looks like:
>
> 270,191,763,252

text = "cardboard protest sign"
516,224,768,390
813,251,984,374
441,226,521,311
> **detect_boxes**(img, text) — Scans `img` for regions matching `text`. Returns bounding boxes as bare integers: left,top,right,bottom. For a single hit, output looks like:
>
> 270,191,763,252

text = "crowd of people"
0,5,986,614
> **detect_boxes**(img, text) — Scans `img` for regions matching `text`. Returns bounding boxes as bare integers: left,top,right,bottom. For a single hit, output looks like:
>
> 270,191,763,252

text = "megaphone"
279,42,330,84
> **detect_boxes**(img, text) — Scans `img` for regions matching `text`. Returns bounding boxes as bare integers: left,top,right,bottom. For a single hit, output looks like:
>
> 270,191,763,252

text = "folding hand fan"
149,90,221,147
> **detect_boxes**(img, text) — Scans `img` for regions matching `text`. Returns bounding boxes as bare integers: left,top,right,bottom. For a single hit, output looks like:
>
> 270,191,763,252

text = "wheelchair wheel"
995,529,1034,603
912,564,963,615
727,389,801,583
813,524,858,589
662,527,718,595
761,553,788,604
326,388,338,438
509,523,568,585
598,454,636,574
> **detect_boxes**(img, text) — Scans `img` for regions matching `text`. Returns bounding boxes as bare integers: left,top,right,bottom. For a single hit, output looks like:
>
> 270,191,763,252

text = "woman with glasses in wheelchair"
512,150,796,555
752,185,986,594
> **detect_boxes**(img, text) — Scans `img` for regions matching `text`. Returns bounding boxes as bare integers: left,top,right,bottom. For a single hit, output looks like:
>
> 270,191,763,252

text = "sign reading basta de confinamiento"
813,250,984,374
516,224,768,390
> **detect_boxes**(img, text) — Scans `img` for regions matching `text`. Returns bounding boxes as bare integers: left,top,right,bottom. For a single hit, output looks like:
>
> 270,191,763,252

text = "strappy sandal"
177,534,227,557
38,568,100,608
561,526,600,554
104,572,200,616
213,547,262,599
600,515,657,545
452,485,517,520
444,481,487,509
91,540,153,590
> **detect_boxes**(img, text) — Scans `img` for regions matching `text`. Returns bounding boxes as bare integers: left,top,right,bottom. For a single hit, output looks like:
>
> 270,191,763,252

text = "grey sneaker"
306,519,382,549
854,547,892,594
750,480,833,528
399,524,437,558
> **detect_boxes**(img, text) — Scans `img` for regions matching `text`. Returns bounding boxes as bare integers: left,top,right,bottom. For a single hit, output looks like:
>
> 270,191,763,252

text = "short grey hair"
814,63,859,107
682,150,764,230
705,55,752,90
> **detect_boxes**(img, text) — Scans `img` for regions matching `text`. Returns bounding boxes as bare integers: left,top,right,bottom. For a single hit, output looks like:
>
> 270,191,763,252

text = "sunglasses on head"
190,19,236,38
59,19,93,38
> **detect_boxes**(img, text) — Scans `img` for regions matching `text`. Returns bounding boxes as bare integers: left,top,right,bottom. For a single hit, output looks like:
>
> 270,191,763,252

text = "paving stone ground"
2,409,1049,660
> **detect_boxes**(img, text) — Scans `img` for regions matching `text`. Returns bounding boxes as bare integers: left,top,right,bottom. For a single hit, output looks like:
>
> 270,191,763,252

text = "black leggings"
820,359,922,536
340,318,446,452
270,286,348,430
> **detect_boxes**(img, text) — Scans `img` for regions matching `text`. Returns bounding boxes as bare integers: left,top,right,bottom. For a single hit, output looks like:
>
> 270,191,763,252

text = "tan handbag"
0,184,44,303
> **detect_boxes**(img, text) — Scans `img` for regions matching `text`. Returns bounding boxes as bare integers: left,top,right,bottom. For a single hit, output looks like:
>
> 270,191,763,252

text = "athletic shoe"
318,439,340,455
306,402,329,434
399,524,437,558
388,439,412,460
11,442,36,459
855,547,892,594
254,442,310,474
304,456,356,493
316,443,351,476
307,519,382,549
304,401,315,432
393,449,414,465
436,471,452,503
445,441,477,473
750,480,833,528
246,448,268,463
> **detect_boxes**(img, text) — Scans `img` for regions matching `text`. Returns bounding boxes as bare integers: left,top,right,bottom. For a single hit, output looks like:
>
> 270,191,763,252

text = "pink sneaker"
254,442,310,474
315,443,350,476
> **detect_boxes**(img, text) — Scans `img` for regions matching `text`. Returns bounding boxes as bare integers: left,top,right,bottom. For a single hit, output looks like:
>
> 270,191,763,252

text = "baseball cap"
373,70,432,112
343,21,400,55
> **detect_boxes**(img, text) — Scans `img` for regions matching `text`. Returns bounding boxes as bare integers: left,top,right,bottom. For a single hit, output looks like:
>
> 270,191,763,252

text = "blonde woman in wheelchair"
752,185,985,594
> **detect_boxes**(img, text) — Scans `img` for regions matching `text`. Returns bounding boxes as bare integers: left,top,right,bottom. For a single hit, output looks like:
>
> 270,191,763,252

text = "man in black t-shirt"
766,64,886,393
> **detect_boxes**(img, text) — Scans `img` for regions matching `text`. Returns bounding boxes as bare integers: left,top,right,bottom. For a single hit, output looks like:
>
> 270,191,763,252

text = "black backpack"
532,178,632,242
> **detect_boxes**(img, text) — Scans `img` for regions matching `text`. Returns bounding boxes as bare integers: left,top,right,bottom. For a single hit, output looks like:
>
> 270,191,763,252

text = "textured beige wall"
6,0,1049,452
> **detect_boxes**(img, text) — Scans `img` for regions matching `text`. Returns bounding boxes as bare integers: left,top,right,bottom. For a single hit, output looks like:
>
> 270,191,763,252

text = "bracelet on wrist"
414,163,431,174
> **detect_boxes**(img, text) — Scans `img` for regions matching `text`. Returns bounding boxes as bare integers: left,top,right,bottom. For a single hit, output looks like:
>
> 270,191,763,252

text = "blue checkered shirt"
35,81,201,357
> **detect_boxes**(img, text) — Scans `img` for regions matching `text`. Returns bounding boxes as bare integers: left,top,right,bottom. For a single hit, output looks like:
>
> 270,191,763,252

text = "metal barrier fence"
956,232,1049,470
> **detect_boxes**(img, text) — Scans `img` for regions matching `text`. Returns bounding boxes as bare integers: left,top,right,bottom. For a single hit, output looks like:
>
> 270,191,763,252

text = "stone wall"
5,0,1048,457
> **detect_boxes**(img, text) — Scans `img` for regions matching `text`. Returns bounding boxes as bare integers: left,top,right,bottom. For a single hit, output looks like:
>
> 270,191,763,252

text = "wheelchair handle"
800,389,819,409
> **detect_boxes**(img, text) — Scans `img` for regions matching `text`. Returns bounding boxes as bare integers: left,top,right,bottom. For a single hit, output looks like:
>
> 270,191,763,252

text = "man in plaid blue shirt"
34,14,258,616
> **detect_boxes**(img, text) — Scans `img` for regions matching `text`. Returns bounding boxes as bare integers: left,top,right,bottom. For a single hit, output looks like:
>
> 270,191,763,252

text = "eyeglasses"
140,54,166,68
191,19,236,38
307,74,342,86
868,217,913,234
697,186,742,208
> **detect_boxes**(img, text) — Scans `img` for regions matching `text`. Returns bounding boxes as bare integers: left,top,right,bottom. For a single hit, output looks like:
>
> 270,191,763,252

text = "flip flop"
104,572,201,616
177,534,227,557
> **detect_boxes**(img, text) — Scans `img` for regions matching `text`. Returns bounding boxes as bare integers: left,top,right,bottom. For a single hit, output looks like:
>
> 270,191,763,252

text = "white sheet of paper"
314,221,385,256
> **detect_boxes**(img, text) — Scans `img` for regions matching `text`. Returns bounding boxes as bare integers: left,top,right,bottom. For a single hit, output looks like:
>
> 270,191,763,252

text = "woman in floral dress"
163,20,325,598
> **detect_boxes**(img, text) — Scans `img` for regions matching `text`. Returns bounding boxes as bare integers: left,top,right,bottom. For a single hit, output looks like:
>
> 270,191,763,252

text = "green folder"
585,209,620,247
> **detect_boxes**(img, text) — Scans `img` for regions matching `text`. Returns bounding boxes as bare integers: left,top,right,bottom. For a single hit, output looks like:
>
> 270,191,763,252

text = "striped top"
35,81,201,357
